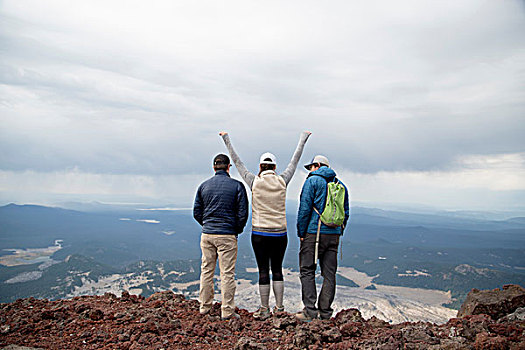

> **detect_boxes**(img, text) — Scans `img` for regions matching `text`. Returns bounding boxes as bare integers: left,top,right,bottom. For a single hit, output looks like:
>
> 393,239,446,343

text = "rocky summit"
1,286,524,350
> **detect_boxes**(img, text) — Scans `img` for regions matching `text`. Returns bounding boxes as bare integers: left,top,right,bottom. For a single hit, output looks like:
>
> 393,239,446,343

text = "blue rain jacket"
296,166,350,238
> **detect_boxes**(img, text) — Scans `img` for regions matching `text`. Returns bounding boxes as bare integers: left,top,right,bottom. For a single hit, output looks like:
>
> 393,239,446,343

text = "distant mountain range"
0,203,524,312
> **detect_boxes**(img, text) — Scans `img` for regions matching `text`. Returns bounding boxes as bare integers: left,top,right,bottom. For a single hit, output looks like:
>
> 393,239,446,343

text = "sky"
1,0,525,212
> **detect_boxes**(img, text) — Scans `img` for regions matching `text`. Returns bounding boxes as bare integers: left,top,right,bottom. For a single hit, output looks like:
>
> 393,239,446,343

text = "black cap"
213,154,230,166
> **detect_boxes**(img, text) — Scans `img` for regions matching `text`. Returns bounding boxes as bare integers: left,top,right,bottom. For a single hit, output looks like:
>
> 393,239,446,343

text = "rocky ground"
1,285,524,350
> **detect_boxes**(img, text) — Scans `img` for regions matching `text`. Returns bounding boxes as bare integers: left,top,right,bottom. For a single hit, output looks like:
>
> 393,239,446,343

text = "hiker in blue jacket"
296,155,350,321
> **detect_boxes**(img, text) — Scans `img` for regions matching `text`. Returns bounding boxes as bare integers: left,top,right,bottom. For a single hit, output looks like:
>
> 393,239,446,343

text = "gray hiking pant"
299,233,340,320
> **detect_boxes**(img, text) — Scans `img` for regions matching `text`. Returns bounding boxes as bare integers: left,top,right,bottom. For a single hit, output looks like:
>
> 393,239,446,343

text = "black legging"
251,234,288,285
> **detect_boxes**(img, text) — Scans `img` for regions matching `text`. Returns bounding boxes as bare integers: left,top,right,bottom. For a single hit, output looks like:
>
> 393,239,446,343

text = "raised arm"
220,132,255,189
280,131,312,185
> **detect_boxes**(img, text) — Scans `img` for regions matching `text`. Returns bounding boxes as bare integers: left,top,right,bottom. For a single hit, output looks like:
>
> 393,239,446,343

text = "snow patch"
5,271,43,284
136,219,160,224
398,270,432,277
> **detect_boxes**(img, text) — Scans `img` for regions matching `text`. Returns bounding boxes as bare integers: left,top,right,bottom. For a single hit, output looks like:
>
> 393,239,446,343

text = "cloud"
1,152,524,211
337,154,525,211
1,0,525,209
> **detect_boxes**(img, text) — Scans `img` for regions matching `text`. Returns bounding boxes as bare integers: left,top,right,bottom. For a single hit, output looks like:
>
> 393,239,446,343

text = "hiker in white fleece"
220,131,311,319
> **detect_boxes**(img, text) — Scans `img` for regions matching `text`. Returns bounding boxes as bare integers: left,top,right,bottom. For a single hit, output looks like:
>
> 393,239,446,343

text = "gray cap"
304,155,330,170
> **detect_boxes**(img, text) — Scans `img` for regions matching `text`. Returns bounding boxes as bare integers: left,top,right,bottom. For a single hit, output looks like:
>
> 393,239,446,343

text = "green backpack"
313,179,346,228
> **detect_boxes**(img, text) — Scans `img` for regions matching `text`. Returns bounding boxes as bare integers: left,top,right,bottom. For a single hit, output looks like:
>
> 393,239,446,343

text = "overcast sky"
1,0,524,212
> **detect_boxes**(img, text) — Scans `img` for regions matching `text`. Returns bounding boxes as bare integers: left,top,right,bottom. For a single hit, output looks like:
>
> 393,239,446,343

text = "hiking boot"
273,306,285,313
253,306,271,320
221,313,240,321
295,311,315,322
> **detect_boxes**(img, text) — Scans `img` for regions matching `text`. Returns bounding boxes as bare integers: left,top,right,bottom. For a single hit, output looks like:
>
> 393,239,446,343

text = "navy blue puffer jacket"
193,170,249,235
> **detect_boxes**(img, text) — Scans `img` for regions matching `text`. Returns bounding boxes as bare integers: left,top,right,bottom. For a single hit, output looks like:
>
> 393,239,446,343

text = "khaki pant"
199,234,238,318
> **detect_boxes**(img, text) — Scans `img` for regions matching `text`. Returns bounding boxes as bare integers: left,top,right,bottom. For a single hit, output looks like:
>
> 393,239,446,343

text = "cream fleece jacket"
221,131,311,233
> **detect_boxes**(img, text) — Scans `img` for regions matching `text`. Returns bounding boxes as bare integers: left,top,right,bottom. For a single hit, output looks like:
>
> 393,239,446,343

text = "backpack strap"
313,207,322,263
308,173,334,213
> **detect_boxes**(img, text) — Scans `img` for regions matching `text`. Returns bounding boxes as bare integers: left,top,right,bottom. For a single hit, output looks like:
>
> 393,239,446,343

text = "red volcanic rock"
1,288,524,349
88,309,104,321
445,314,493,341
234,337,267,350
271,312,297,329
474,332,508,350
458,284,525,320
333,308,364,325
339,321,363,337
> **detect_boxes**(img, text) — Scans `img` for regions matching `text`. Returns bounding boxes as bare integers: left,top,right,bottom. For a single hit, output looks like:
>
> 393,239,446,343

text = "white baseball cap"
259,152,277,165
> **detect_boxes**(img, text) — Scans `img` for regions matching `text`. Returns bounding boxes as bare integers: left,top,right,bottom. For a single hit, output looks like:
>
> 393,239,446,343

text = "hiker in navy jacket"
296,155,350,321
193,164,249,236
193,154,249,320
